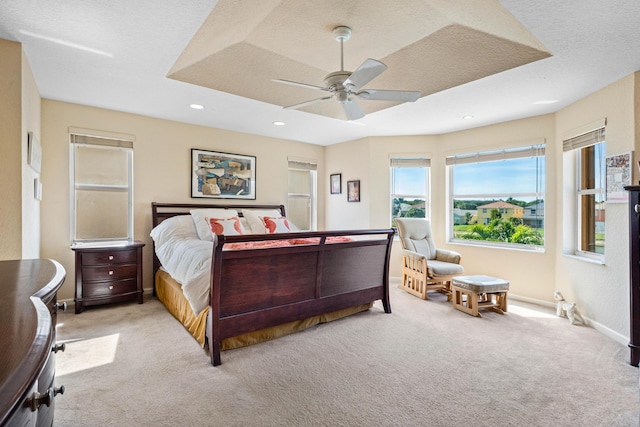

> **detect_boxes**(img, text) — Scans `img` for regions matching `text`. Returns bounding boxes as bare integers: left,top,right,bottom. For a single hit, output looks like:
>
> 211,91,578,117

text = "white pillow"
190,209,239,240
241,209,283,234
206,216,246,236
150,215,199,248
262,216,291,233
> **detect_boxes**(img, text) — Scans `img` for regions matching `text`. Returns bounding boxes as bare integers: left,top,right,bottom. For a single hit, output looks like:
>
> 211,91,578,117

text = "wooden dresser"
0,259,67,426
72,241,144,313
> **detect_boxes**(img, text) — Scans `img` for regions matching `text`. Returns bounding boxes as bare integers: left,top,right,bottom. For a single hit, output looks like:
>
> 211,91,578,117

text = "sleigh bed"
151,202,394,365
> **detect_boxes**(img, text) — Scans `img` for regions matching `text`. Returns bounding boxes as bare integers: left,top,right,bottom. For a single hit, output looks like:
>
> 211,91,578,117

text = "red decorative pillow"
207,216,245,235
261,216,291,234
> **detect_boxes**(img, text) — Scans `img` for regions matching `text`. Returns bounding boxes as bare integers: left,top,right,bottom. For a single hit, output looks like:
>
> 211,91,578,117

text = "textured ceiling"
2,1,640,145
168,0,551,120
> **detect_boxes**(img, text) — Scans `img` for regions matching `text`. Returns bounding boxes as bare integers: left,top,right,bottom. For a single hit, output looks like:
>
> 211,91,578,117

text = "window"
287,159,317,231
563,127,606,259
390,158,430,227
447,144,545,249
70,133,134,245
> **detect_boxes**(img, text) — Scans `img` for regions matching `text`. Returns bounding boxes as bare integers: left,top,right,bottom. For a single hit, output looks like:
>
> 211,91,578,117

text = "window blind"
288,160,317,171
446,144,545,165
562,127,605,152
70,134,133,149
390,158,430,167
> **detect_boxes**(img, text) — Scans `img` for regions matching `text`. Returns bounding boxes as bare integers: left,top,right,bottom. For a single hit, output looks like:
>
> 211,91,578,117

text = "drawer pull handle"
52,343,66,353
55,302,67,312
108,270,114,276
28,386,65,411
108,255,114,260
109,285,114,290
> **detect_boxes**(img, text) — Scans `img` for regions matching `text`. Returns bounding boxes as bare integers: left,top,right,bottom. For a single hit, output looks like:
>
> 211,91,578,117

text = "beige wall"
41,100,326,301
327,116,557,303
0,39,23,259
554,74,637,339
22,50,41,259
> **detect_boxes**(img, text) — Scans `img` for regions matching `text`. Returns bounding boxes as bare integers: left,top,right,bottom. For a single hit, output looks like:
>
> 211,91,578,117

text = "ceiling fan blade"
343,59,387,90
272,78,328,91
341,99,365,120
284,95,333,110
356,89,421,102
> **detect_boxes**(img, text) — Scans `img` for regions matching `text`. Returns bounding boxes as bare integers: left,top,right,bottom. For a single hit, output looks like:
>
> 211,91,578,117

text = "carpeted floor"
55,283,640,426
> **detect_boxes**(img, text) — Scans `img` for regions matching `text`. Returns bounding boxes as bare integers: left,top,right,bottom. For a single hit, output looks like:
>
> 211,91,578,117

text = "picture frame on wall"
27,131,42,173
191,149,256,199
330,173,342,194
606,151,632,203
347,180,360,202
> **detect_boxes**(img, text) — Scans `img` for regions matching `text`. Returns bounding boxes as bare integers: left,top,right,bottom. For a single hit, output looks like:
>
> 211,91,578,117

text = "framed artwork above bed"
191,149,256,199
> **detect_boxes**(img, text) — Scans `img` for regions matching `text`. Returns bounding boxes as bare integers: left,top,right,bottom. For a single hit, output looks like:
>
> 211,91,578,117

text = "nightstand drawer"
82,278,138,298
81,264,138,282
81,249,138,266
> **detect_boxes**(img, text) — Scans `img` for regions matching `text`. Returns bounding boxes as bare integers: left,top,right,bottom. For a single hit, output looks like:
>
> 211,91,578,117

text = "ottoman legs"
452,286,508,317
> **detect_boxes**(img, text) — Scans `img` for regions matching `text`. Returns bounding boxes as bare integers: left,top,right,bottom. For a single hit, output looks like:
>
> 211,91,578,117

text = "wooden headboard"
150,202,287,287
151,202,286,228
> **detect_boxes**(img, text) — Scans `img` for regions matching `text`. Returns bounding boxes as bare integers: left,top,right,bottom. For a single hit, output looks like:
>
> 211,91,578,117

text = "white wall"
41,100,326,301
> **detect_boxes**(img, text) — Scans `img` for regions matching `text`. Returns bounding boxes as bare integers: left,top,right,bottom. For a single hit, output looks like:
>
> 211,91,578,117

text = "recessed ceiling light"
533,100,559,105
273,121,285,126
189,104,204,110
462,115,474,120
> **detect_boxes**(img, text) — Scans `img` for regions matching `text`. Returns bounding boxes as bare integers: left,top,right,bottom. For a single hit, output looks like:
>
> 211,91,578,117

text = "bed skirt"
155,269,373,350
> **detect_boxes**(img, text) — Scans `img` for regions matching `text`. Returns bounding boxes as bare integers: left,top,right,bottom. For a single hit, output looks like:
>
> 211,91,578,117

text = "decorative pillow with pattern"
207,216,246,236
261,216,291,234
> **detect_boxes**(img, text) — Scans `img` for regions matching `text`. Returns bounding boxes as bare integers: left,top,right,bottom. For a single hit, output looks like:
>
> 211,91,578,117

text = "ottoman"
451,275,509,317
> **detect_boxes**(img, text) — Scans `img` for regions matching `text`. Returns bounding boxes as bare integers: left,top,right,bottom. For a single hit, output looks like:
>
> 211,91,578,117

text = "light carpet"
54,283,640,426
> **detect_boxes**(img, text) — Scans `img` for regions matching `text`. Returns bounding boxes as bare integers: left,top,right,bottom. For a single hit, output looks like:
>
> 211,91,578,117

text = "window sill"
448,239,546,253
562,253,605,265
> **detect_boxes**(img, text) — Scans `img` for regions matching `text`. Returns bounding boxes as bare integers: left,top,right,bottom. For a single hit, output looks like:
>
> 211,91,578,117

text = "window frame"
390,158,430,228
575,142,606,261
70,134,134,246
562,124,606,263
447,143,546,251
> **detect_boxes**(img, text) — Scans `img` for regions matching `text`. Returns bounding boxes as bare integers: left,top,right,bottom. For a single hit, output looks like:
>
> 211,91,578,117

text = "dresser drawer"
82,278,138,298
81,249,137,266
81,264,138,282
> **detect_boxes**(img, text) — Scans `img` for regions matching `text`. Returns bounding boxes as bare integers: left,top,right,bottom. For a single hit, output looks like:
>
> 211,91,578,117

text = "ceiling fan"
272,26,421,120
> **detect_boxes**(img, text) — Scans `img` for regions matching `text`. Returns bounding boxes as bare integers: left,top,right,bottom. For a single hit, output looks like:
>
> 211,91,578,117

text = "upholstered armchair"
396,218,464,300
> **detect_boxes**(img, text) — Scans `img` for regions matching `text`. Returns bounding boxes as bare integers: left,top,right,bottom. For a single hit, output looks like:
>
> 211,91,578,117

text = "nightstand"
71,241,145,314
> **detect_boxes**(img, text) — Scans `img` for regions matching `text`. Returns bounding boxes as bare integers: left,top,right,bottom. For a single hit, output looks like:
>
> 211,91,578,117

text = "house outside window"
447,143,545,249
563,126,606,259
390,158,430,228
70,132,134,245
287,159,317,231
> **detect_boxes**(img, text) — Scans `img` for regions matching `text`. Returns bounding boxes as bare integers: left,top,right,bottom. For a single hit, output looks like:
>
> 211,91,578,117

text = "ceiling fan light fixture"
273,25,421,120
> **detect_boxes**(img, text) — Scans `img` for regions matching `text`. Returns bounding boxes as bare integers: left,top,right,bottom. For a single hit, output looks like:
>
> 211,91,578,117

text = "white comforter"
155,237,213,316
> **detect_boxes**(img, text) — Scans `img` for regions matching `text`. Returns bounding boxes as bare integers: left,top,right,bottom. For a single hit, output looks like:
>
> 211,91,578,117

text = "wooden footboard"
209,230,394,365
150,202,394,366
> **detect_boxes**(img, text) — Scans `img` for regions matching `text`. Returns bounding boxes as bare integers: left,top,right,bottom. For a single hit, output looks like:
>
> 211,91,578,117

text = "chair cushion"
396,218,437,260
427,259,465,277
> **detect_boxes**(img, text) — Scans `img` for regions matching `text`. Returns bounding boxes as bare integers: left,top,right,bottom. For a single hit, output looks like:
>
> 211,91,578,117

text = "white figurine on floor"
553,291,585,325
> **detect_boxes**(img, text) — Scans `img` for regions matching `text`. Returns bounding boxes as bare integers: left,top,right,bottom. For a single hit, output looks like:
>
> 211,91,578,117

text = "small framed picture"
330,173,341,194
347,180,360,202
